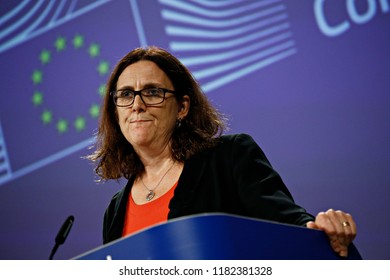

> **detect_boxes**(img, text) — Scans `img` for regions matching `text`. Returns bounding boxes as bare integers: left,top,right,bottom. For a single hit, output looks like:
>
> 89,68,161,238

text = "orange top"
122,181,178,237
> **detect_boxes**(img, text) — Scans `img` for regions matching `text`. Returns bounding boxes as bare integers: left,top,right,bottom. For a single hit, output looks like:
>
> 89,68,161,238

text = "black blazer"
103,134,314,244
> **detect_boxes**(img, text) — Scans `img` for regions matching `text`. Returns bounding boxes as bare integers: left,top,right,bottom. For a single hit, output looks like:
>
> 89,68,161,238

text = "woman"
89,46,356,257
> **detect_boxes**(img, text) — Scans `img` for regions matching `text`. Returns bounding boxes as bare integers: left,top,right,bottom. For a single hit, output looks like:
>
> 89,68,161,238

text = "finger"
314,211,342,254
332,210,357,257
339,212,357,244
306,213,341,254
328,210,347,247
306,221,319,229
335,210,358,247
329,209,353,256
345,212,356,237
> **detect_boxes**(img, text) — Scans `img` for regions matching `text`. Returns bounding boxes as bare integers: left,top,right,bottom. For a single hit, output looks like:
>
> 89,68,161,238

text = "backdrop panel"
0,0,389,259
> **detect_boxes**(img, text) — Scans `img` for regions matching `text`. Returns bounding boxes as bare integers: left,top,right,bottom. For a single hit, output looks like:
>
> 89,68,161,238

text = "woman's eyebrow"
117,82,164,91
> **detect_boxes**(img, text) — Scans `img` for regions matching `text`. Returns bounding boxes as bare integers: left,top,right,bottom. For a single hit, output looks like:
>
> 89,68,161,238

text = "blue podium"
74,213,362,260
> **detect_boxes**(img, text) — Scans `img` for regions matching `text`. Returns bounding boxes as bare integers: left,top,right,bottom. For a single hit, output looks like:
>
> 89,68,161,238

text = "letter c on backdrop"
314,0,350,37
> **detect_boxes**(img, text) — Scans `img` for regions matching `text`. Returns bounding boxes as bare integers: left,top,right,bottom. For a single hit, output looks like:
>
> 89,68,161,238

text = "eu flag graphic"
0,0,140,185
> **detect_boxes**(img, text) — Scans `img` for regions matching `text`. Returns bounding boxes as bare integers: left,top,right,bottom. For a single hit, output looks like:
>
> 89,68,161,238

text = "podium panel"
74,214,362,260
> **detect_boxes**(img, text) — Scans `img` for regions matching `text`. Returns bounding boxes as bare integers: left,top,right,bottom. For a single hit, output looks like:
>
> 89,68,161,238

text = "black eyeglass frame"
110,87,176,107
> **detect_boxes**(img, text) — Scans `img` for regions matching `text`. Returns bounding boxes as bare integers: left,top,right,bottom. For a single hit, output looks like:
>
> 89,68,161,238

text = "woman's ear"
178,95,190,119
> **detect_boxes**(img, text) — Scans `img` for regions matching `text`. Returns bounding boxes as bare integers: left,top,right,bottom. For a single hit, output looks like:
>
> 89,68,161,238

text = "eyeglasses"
111,87,176,107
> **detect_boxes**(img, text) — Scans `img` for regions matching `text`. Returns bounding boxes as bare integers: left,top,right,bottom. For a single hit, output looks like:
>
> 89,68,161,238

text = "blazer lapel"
168,153,208,219
107,176,134,241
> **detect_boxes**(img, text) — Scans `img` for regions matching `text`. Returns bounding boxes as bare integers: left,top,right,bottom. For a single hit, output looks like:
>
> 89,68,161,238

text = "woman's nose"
132,94,146,111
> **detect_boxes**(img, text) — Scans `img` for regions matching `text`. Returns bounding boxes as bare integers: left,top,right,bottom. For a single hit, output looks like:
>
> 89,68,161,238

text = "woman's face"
115,60,186,152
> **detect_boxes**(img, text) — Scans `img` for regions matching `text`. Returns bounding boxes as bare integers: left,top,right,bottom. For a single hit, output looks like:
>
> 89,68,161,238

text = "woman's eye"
144,88,160,96
121,90,133,97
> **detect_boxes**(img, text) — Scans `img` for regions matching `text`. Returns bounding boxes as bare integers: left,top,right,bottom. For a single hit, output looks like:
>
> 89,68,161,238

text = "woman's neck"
135,145,174,174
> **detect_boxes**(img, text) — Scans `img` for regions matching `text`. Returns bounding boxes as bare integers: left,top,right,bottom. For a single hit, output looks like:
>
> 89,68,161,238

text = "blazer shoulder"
219,133,258,148
220,133,256,142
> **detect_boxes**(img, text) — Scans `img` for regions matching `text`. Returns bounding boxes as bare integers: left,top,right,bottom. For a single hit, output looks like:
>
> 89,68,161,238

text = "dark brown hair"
89,46,226,180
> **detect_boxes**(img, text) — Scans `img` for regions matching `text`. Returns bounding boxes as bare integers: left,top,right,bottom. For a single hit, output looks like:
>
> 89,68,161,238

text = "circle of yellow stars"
31,34,109,134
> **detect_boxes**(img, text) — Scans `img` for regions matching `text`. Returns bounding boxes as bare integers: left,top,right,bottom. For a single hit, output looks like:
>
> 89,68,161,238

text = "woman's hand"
307,209,357,257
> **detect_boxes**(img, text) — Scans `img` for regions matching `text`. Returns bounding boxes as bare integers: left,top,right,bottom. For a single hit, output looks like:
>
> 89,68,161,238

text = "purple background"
0,0,389,259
